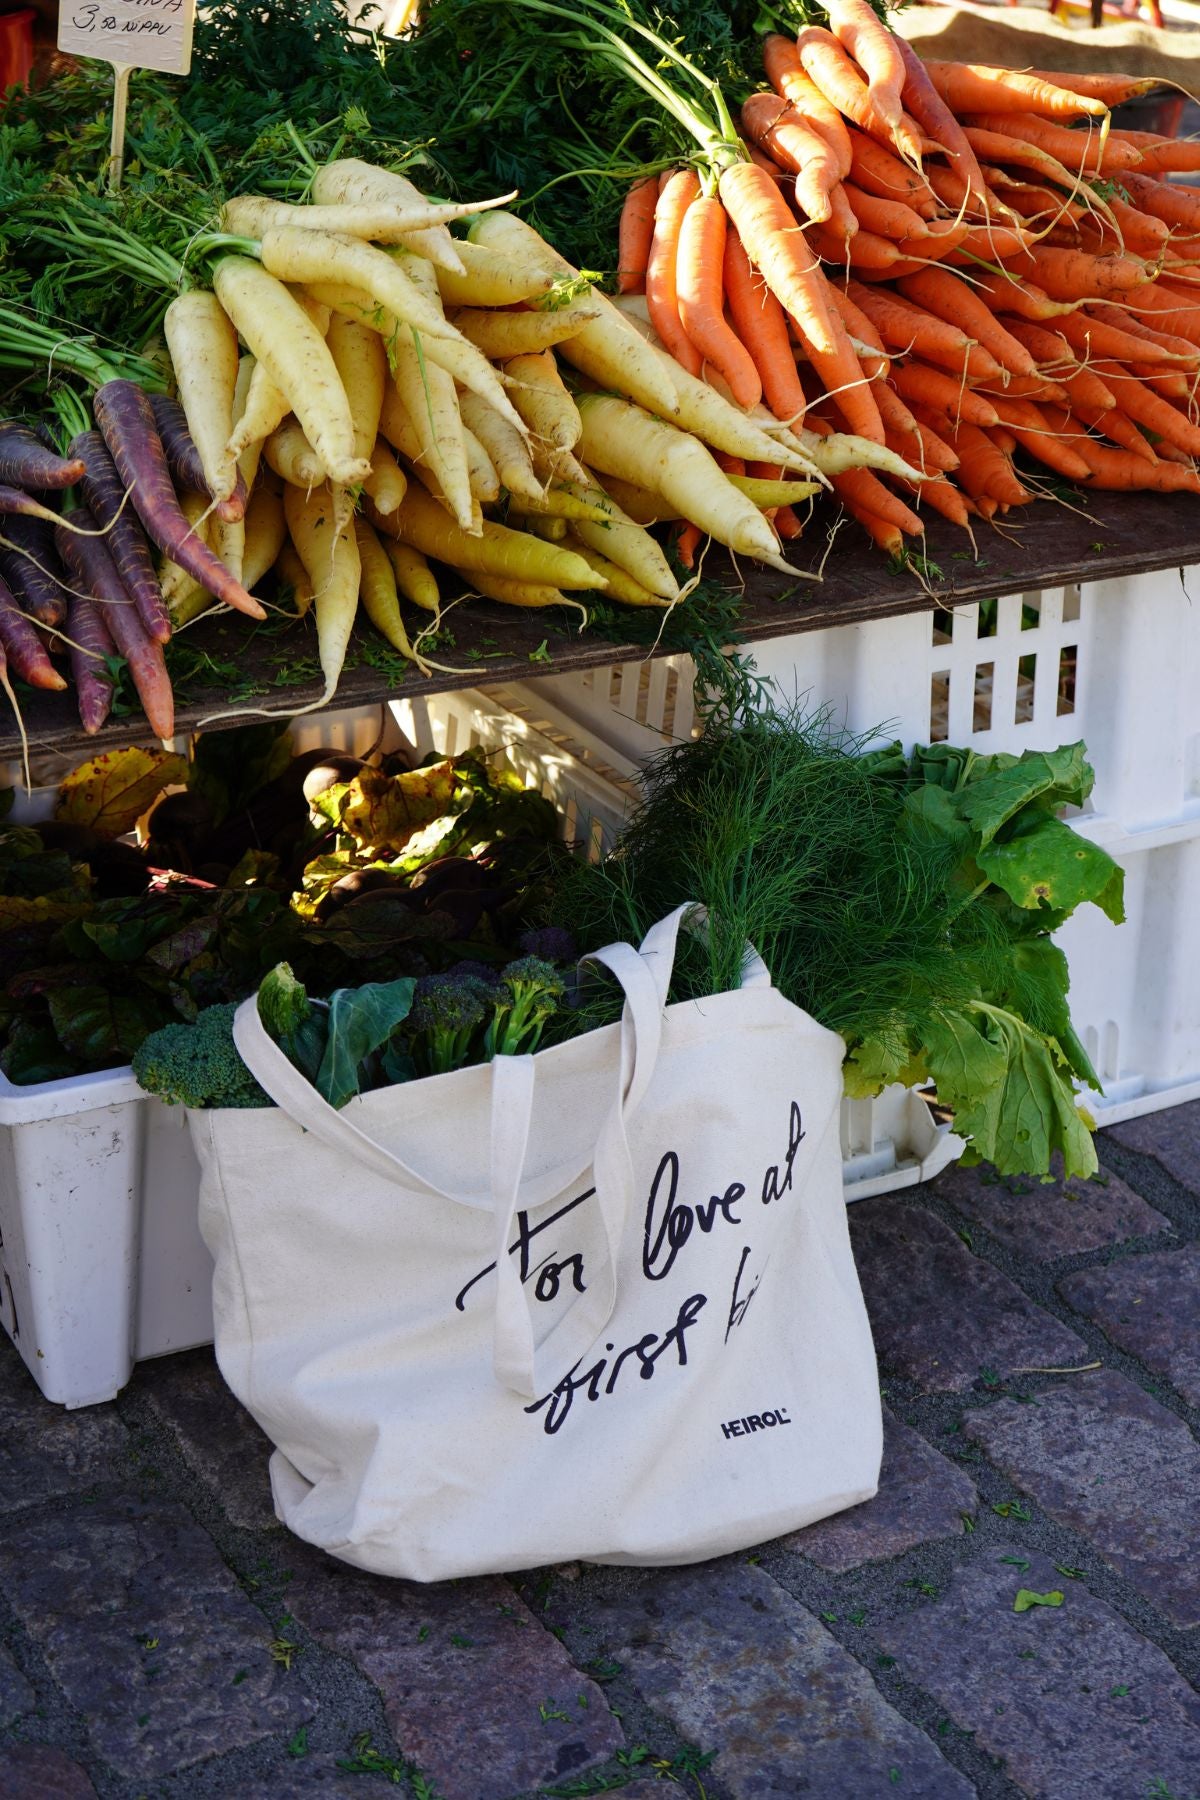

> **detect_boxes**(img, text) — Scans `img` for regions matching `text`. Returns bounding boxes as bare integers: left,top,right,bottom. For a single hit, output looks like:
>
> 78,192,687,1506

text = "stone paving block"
964,1370,1200,1628
1107,1100,1200,1195
286,1554,620,1800
235,1751,420,1797
140,1350,277,1532
0,1340,127,1514
0,1643,34,1724
590,1562,973,1798
1058,1244,1200,1407
879,1545,1200,1800
0,1744,98,1797
937,1160,1169,1260
849,1201,1087,1392
0,1495,310,1780
784,1410,978,1572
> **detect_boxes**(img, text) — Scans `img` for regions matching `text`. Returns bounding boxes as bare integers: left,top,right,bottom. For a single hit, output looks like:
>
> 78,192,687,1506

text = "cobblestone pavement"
1,1108,1198,1800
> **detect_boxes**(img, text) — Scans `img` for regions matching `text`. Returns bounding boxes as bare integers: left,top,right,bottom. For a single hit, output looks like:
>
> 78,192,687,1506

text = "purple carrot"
66,590,116,735
0,485,66,524
55,508,175,741
0,516,69,629
0,570,66,691
71,430,172,645
93,382,264,620
149,393,248,523
0,421,86,491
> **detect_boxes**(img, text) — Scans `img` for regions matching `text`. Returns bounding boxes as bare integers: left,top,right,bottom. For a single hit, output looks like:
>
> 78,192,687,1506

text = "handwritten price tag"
58,0,194,75
57,0,195,187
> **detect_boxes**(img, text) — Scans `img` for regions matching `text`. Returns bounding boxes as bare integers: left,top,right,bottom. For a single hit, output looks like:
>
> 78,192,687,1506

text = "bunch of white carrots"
153,156,928,701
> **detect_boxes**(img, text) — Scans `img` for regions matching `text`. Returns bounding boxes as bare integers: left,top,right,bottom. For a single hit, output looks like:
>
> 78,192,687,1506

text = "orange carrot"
840,180,929,241
970,272,1075,322
646,170,702,377
741,91,847,229
762,35,853,177
1122,171,1200,237
1090,358,1200,455
719,159,885,442
722,228,807,427
617,177,659,294
963,113,1140,177
807,222,927,276
675,194,761,409
823,281,891,381
903,471,975,528
797,27,929,161
1004,246,1152,304
1091,302,1200,364
856,509,907,557
946,418,1031,506
774,504,803,540
990,396,1094,479
824,0,909,142
893,33,990,208
948,224,1038,262
675,522,702,568
1125,280,1200,342
896,266,1039,378
921,61,1109,120
1108,130,1200,175
1129,363,1191,401
847,279,1002,381
1073,438,1200,493
1057,306,1185,368
889,360,1001,427
847,129,939,218
977,373,1070,404
1024,71,1163,109
1070,397,1156,463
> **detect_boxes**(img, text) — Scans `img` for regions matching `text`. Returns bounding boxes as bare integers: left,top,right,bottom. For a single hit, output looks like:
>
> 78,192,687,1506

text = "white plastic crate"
499,566,1200,1128
0,700,416,1408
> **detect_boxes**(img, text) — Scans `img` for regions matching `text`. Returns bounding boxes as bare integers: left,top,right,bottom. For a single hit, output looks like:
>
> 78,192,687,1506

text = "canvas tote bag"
191,904,882,1581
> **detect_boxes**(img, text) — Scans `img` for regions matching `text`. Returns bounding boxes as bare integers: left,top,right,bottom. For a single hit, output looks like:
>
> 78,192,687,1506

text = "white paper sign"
57,0,195,76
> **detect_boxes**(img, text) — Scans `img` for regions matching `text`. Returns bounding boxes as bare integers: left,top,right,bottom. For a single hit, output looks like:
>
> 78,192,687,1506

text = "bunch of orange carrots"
611,0,1200,562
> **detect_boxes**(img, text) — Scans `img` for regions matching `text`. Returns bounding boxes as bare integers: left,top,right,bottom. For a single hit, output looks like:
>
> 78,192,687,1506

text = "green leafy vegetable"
1013,1590,1064,1613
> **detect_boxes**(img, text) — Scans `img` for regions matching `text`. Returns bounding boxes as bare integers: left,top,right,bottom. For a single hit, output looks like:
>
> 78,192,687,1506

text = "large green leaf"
56,748,188,841
976,814,1125,925
924,1002,1097,1179
187,723,294,827
317,977,416,1110
313,762,461,855
46,985,168,1066
955,744,1094,848
984,936,1101,1092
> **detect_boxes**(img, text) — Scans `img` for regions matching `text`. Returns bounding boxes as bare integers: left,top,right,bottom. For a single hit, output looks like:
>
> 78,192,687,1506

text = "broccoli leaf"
317,977,416,1110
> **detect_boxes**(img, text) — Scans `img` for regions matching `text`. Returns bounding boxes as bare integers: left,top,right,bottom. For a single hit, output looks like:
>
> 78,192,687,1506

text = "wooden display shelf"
4,489,1199,765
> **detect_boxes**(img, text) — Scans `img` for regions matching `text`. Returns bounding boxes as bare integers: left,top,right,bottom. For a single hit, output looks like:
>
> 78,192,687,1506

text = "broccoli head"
409,969,492,1075
486,956,567,1059
132,1003,269,1109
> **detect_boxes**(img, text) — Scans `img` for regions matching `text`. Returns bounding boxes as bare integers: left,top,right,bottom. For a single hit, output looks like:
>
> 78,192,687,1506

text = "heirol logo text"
721,1408,791,1439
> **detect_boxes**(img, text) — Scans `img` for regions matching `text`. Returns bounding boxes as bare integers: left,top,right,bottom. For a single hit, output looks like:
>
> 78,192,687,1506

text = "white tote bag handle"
232,905,735,1394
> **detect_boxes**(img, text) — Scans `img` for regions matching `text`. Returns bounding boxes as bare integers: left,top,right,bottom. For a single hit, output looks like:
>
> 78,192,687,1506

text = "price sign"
57,0,196,187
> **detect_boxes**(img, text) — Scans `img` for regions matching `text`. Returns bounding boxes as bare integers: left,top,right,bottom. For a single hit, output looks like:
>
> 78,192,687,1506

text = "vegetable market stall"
1,489,1199,764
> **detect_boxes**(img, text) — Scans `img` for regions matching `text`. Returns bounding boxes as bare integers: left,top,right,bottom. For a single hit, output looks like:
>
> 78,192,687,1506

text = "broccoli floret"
409,970,492,1075
486,956,567,1058
132,1003,269,1109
